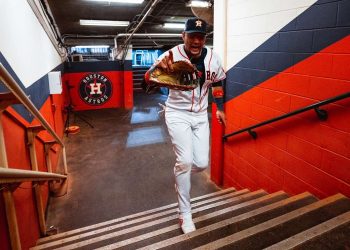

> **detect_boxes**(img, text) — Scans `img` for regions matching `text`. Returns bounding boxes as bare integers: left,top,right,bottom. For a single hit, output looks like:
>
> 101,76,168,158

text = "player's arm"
212,81,226,126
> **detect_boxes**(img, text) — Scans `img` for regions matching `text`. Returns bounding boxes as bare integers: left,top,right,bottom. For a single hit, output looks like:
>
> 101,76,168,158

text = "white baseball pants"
165,107,210,216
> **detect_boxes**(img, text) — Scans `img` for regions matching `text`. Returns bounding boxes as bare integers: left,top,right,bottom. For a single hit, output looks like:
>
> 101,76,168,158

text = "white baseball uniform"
159,44,226,216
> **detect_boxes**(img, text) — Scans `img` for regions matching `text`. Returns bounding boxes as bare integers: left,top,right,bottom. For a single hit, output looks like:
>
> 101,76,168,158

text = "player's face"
182,32,206,58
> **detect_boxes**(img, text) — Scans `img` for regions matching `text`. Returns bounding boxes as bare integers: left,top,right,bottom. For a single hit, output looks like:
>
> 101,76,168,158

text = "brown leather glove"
146,61,200,91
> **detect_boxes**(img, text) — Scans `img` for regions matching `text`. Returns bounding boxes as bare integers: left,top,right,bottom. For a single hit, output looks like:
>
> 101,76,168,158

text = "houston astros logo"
195,20,202,27
79,73,112,105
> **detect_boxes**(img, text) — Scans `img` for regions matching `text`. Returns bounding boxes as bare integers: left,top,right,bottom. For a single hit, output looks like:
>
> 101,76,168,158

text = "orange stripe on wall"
221,35,350,198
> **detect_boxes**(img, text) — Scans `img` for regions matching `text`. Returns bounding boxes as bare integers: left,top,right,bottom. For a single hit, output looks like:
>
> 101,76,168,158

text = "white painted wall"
213,0,227,70
0,0,62,88
214,0,318,69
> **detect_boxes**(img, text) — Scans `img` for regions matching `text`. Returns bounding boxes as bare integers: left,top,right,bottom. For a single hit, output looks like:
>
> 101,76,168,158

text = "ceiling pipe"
27,0,67,58
118,0,162,61
61,33,181,45
62,34,116,43
113,33,182,47
121,0,162,46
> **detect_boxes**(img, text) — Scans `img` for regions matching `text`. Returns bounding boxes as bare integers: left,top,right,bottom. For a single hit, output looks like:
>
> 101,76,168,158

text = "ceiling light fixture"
163,23,185,29
88,0,144,3
187,0,211,8
80,19,130,26
74,45,110,48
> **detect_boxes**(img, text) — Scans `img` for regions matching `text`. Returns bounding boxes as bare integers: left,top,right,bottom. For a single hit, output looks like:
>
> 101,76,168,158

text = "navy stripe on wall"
64,60,132,73
225,0,350,101
0,52,64,122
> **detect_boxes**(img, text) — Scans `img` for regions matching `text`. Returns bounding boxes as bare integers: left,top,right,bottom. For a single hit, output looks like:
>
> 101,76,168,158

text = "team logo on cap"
79,73,112,106
195,20,202,27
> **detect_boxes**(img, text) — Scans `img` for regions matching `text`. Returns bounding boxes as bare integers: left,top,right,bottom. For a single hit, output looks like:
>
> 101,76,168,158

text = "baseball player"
145,17,226,234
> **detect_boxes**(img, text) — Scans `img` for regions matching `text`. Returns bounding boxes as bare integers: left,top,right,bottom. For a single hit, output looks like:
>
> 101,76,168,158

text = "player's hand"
216,110,226,126
157,50,174,73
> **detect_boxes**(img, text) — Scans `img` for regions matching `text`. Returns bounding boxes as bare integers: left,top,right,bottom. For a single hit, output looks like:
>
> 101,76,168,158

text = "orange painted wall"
222,36,350,198
0,62,133,248
0,92,66,249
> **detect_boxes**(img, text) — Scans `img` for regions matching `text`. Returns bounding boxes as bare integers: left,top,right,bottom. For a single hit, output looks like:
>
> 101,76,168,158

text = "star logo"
195,20,202,27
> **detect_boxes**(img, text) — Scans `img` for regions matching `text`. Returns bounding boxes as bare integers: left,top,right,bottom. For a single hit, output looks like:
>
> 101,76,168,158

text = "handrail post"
44,141,56,173
27,125,47,236
314,107,328,121
44,141,55,192
62,146,68,175
0,109,21,250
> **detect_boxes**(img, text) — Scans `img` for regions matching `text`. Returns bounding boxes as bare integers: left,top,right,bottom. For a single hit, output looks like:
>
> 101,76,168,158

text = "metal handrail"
0,63,64,147
223,91,350,141
0,168,67,184
0,63,68,248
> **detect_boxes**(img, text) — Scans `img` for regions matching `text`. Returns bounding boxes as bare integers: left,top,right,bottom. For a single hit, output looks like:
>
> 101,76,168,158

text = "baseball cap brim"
184,30,206,34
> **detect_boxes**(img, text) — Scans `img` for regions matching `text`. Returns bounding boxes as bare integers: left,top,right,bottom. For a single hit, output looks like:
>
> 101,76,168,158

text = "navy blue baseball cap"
184,17,207,34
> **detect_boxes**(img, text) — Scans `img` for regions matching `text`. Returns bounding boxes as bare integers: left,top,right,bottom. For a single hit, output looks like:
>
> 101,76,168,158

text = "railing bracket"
314,107,328,121
46,225,58,236
248,129,257,139
1,183,20,192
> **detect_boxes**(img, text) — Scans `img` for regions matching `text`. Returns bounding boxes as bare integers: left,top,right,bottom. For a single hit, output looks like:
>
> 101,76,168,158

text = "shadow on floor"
46,91,220,232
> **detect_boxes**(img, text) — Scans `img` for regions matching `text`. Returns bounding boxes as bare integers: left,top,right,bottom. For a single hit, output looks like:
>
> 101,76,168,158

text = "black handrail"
223,91,350,141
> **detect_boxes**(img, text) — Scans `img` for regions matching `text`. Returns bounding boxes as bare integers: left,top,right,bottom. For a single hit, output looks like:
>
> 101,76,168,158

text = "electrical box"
71,54,83,62
48,71,62,94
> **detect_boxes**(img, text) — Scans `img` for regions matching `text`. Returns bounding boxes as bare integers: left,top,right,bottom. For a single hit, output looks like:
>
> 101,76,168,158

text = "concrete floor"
46,91,220,233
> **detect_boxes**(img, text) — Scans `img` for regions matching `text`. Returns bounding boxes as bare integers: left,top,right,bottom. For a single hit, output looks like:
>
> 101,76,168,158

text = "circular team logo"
79,73,112,105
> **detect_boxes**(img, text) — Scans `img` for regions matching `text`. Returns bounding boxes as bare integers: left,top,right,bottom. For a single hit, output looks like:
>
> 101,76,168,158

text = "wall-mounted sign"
79,72,112,106
63,61,133,110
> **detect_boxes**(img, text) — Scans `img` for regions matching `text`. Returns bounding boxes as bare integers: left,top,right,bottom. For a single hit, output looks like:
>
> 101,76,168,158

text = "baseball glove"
148,61,200,91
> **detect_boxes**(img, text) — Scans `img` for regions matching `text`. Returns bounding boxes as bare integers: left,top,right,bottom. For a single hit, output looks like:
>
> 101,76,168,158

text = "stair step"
133,72,147,77
36,188,236,245
111,190,272,249
195,193,350,250
35,190,261,250
265,210,350,250
132,68,149,72
133,77,145,82
118,191,288,250
34,189,350,250
86,190,285,249
138,192,317,250
34,188,241,249
133,82,143,87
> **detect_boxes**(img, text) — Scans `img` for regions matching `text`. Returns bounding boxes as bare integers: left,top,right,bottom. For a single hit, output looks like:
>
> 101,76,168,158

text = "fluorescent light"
163,23,185,29
74,45,109,48
80,19,130,26
187,0,211,8
88,0,144,3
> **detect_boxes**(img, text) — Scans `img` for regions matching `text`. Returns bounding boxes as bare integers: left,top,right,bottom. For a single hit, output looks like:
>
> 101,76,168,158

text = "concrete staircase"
132,67,149,92
33,188,350,249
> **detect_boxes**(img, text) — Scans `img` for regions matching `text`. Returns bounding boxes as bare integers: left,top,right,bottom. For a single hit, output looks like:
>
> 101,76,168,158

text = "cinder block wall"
213,0,350,198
